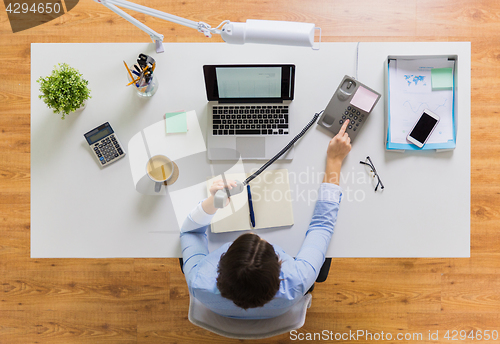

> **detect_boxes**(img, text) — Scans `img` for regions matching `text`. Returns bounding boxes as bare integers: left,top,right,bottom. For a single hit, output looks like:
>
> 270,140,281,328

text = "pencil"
126,77,140,86
123,61,134,80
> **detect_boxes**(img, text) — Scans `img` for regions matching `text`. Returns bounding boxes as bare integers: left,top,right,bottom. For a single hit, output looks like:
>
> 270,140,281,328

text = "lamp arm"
98,1,164,43
95,0,221,46
102,0,201,30
94,0,319,53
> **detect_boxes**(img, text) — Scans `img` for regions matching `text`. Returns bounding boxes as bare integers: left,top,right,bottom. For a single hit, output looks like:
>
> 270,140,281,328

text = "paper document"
389,58,455,145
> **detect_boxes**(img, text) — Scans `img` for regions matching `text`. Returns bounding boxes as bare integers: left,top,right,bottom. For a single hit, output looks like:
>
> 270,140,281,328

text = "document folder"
384,55,458,152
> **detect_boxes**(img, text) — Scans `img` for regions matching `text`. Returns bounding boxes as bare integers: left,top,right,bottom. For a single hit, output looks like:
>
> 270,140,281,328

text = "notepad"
207,169,294,233
165,111,187,133
431,67,453,90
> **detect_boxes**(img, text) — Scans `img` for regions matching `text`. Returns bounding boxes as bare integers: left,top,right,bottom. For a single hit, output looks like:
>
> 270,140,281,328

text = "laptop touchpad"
236,137,265,158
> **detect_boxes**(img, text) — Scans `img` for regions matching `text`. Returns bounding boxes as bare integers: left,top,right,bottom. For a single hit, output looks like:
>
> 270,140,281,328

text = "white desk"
31,42,470,258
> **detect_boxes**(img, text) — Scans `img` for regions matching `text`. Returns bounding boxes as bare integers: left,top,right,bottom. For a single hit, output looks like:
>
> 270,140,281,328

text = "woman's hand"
326,119,352,164
324,120,352,185
202,179,237,214
208,180,237,197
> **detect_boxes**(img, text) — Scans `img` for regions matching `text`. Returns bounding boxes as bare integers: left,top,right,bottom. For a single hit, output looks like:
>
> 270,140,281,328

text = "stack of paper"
387,58,456,150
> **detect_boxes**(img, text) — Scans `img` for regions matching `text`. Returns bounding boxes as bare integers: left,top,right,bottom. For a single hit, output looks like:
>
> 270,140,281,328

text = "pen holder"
128,67,159,98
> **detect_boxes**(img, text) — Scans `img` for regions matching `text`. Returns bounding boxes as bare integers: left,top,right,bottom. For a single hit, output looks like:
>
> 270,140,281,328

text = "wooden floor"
1,0,499,343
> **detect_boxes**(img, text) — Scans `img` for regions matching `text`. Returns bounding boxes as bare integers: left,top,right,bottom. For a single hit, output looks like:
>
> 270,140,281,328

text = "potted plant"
37,63,91,119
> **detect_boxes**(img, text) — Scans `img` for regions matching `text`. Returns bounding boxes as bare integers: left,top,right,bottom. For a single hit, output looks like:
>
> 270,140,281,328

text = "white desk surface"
31,42,470,258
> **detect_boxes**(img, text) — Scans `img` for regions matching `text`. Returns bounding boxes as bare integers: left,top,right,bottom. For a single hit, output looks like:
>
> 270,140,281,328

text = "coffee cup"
146,155,174,192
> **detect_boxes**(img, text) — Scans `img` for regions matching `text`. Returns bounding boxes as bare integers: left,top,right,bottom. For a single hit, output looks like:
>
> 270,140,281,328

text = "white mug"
146,155,174,192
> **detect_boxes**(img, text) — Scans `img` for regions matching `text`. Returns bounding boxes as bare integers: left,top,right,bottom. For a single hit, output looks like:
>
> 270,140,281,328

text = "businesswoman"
179,120,352,318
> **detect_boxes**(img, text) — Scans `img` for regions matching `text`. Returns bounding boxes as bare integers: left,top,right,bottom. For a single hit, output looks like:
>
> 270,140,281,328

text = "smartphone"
406,109,440,148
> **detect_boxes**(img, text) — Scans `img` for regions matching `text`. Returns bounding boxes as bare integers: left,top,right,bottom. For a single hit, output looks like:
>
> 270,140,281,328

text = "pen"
247,184,255,228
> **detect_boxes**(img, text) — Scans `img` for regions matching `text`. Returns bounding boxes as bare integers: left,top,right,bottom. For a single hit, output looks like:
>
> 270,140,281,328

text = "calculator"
84,122,126,167
318,75,381,142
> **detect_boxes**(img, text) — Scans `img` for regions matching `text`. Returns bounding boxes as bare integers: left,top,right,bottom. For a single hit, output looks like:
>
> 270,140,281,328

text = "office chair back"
188,293,312,339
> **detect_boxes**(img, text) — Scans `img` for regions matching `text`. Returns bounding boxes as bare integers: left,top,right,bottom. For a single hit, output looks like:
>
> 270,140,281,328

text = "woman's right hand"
326,119,352,164
323,120,352,185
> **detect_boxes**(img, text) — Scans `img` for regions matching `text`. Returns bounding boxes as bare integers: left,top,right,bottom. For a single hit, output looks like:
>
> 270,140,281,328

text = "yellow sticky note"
431,68,453,90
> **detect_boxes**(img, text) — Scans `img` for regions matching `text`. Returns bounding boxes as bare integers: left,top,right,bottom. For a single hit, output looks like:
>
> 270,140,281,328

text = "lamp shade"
220,20,316,47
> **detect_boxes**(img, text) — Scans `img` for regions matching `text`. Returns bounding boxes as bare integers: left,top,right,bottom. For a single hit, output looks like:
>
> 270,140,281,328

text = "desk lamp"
94,0,321,53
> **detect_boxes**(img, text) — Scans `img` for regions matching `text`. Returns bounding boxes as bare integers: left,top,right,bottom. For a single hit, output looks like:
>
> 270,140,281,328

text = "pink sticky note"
350,86,379,112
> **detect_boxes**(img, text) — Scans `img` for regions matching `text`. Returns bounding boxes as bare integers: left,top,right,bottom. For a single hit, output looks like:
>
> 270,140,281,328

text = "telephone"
317,75,381,142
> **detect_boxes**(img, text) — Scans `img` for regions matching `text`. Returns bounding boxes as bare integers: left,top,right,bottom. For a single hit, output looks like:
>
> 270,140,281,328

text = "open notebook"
207,169,294,233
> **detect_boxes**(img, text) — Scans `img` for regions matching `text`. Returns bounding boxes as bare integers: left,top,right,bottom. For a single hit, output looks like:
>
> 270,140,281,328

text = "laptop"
203,64,295,160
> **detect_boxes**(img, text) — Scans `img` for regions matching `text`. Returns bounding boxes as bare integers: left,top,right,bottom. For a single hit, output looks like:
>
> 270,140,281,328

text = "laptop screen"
203,64,295,103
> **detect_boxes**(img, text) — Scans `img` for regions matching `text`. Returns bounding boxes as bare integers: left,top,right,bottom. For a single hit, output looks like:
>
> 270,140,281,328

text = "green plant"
37,63,91,119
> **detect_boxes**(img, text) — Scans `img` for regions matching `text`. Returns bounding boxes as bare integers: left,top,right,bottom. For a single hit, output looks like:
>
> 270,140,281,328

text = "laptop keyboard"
212,105,289,136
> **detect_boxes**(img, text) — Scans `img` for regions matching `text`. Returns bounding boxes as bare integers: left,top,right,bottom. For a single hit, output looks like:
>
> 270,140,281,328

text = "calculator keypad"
339,106,365,132
93,135,125,166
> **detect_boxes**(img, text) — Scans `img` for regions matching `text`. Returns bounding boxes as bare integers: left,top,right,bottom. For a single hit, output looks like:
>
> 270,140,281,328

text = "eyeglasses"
360,156,385,191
